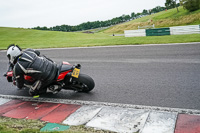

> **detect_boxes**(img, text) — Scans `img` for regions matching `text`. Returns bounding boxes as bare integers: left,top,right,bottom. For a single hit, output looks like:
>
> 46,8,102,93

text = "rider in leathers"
6,44,59,96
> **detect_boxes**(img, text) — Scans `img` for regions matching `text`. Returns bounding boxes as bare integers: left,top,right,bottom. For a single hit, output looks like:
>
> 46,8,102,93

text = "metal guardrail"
146,28,170,36
170,25,200,35
124,25,200,37
124,29,146,37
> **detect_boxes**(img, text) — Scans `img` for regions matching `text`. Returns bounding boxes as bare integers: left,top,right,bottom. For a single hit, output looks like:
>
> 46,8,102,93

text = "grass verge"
0,27,200,50
0,116,113,133
0,116,45,133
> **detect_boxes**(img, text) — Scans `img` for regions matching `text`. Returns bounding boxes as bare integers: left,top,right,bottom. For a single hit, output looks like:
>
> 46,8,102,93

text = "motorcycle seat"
59,64,73,73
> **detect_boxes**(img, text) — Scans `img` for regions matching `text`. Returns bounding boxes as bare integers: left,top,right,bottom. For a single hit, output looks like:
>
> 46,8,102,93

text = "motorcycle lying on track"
4,61,95,94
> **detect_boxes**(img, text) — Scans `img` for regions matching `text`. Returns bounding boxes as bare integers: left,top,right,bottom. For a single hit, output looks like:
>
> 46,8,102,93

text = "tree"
175,0,180,12
165,0,180,12
142,9,148,15
165,0,176,9
121,14,131,22
136,13,142,18
131,12,136,18
180,0,200,12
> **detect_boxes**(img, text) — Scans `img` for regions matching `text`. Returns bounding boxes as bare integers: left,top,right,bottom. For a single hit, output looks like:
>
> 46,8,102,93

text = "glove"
7,76,13,82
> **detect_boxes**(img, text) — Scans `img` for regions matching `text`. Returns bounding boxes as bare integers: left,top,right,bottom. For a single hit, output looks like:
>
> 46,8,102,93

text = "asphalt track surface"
1,43,200,110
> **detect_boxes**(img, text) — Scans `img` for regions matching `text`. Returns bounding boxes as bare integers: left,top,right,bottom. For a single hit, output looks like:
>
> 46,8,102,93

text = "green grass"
0,116,45,133
0,27,110,49
0,117,112,133
0,27,200,50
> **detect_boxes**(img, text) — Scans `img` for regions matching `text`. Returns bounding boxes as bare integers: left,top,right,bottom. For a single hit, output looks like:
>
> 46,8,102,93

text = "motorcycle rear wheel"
70,73,95,92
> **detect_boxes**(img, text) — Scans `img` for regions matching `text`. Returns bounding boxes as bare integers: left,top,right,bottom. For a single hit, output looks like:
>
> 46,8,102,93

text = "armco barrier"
146,28,170,36
124,24,200,37
170,25,200,35
124,29,146,37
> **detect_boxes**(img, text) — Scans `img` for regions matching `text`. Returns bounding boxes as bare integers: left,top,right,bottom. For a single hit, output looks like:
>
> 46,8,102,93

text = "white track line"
1,42,200,52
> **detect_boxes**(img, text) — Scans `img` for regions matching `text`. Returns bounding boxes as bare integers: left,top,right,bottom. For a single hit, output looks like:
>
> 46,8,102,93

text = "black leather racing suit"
13,49,58,94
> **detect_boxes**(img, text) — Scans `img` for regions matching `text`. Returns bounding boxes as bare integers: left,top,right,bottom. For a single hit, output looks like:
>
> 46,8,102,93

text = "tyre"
73,73,95,92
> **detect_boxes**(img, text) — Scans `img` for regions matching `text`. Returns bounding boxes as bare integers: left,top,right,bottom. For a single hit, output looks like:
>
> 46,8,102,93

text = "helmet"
7,44,22,64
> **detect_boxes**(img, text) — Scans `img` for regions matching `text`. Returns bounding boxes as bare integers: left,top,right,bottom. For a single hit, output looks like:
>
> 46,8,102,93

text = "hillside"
104,7,200,33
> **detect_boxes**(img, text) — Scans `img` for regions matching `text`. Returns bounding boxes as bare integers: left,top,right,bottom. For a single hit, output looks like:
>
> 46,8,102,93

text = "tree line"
32,6,166,32
32,0,199,32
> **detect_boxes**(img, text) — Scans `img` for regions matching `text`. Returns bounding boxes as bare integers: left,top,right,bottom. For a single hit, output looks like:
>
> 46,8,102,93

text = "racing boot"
29,80,42,96
46,85,61,94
